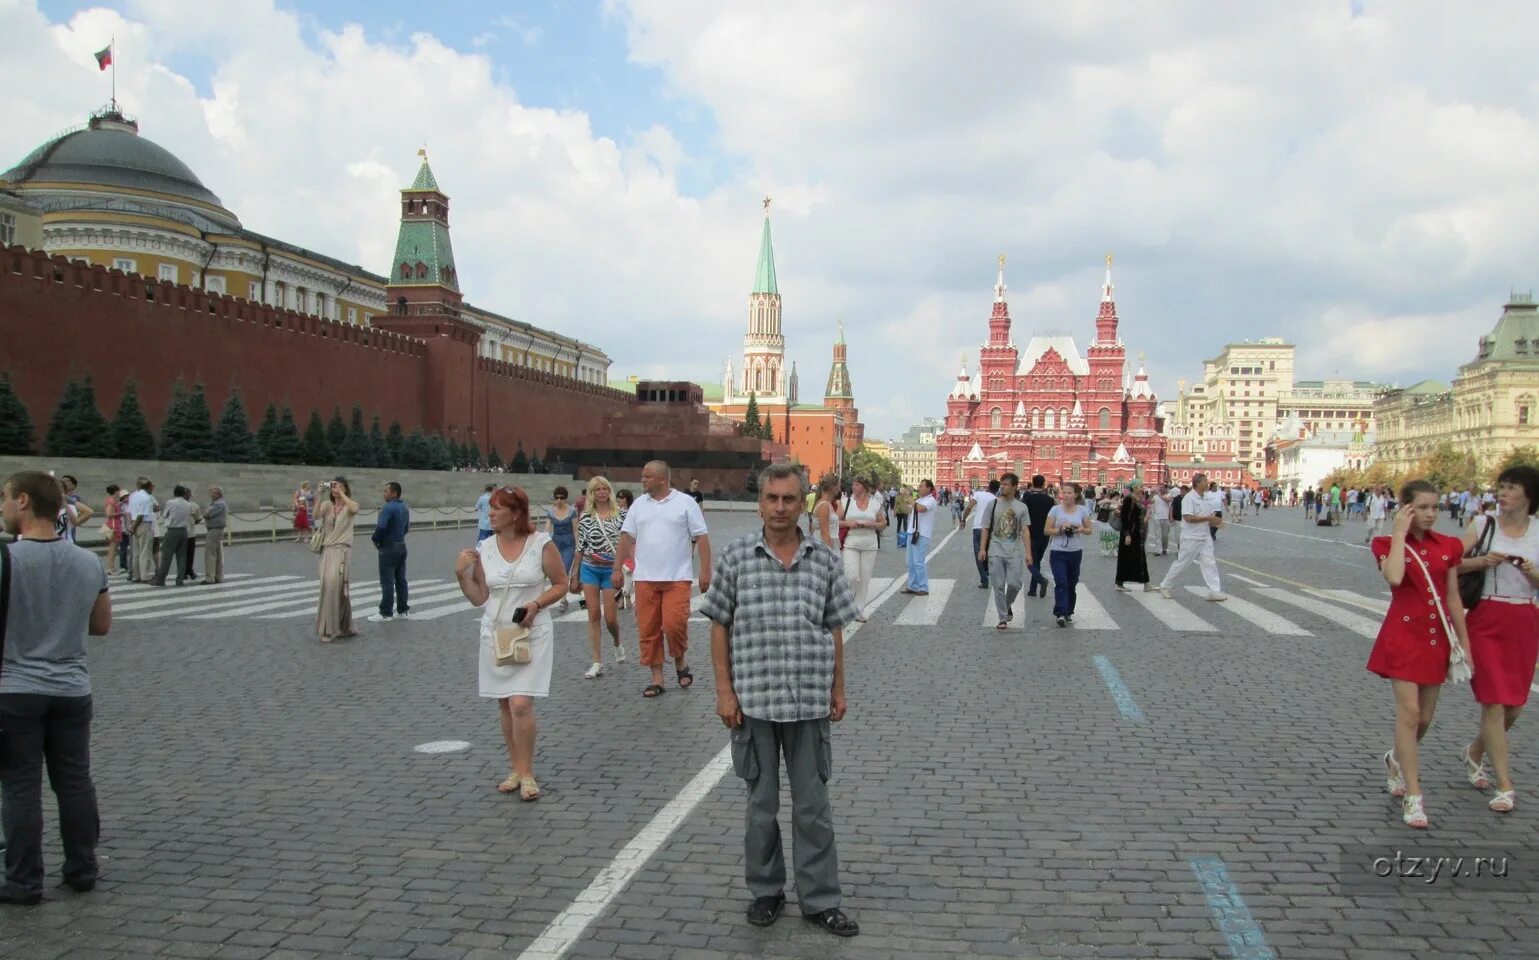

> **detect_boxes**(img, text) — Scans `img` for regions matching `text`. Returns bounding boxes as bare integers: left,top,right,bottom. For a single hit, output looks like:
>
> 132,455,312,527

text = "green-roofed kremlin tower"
823,318,863,448
738,198,787,402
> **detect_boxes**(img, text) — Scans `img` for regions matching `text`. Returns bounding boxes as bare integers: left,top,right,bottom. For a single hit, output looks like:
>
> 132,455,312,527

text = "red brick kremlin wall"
0,247,631,457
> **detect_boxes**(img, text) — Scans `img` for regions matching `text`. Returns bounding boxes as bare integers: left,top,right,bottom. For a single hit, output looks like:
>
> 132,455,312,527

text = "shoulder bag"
1459,516,1497,613
491,547,533,666
1404,542,1472,684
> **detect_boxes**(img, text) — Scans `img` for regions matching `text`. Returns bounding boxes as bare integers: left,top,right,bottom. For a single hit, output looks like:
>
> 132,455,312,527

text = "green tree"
466,439,482,470
302,410,333,466
448,437,464,468
110,380,156,460
369,416,388,468
841,443,902,492
46,376,113,458
339,404,373,467
0,373,35,455
427,433,452,471
400,428,431,470
386,420,405,465
1493,445,1539,481
265,406,304,464
176,382,218,462
529,450,546,474
326,406,347,453
743,392,763,439
487,445,504,471
1415,441,1479,492
254,402,280,461
510,442,529,473
156,380,190,460
763,417,774,442
213,387,260,463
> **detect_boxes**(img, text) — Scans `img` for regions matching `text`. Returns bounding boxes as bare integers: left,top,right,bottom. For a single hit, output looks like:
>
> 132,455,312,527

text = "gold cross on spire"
1106,252,1113,267
1138,350,1146,364
418,145,428,159
998,253,1006,268
762,196,772,213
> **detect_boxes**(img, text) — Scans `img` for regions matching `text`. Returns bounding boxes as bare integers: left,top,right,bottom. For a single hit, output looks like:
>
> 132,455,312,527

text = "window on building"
249,281,262,302
1045,408,1056,430
1518,338,1530,355
1098,407,1110,431
204,275,226,295
990,407,1002,429
347,307,357,324
158,264,178,284
1031,407,1040,430
1521,405,1531,426
0,212,15,246
113,257,137,274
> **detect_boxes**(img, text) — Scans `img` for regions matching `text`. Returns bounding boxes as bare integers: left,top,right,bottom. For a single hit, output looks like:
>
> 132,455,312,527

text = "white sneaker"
583,662,604,679
366,613,393,623
614,644,627,664
1159,587,1173,599
396,610,410,620
1206,593,1228,602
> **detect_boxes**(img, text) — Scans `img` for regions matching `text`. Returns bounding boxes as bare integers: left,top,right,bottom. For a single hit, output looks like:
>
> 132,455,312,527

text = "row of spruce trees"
0,374,556,473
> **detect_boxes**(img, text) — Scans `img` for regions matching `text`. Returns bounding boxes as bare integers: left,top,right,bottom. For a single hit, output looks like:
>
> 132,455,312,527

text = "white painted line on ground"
1312,588,1388,616
414,740,470,754
1069,584,1119,631
124,579,448,620
1186,587,1310,636
980,586,1023,629
1124,588,1217,632
894,579,955,625
512,523,962,960
860,578,894,618
110,575,301,611
1253,588,1379,638
252,583,469,620
1227,573,1270,588
1224,522,1370,551
110,572,256,595
114,580,322,616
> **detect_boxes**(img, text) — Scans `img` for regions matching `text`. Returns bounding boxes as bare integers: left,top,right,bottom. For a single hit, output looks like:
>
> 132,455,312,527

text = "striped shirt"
577,508,626,566
699,529,859,723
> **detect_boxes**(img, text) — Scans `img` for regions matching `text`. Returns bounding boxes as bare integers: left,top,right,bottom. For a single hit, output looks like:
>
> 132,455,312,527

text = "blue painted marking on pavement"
1091,655,1145,723
1189,856,1277,960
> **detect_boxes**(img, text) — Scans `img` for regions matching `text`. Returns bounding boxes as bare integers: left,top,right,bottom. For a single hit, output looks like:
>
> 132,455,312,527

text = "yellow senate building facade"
1373,292,1539,474
0,104,610,383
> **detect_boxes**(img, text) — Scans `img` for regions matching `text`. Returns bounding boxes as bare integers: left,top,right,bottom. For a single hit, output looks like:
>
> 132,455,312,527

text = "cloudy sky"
5,0,1537,439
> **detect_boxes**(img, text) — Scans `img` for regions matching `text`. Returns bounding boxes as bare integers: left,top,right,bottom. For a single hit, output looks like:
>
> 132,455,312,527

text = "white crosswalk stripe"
1314,588,1389,615
1185,586,1310,636
1253,588,1380,638
895,580,955,625
111,572,256,596
251,583,465,620
1067,584,1119,630
114,578,447,620
112,577,307,614
980,585,1023,629
1121,588,1217,632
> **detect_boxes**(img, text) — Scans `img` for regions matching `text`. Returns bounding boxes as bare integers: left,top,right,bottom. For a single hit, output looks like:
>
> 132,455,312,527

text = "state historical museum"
936,257,1166,489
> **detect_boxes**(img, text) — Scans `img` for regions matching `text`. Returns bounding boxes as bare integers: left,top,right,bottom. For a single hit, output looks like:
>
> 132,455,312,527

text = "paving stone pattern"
3,507,1534,959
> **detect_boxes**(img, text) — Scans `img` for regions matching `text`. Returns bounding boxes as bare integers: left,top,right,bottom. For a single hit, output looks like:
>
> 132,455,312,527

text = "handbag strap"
489,542,522,624
1404,542,1464,663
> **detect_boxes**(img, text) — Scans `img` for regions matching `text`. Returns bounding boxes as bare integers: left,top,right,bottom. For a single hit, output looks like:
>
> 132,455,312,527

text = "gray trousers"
988,553,1024,619
1150,518,1172,554
730,716,840,912
205,531,225,583
131,529,154,581
155,528,188,584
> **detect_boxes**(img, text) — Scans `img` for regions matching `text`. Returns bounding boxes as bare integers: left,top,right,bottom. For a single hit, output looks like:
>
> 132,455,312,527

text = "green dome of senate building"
2,106,240,233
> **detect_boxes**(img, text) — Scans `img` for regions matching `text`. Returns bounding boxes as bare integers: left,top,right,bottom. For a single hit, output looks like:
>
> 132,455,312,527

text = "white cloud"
3,0,1539,441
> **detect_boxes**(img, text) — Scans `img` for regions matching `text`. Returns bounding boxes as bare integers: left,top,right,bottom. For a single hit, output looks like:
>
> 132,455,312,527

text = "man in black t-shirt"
1021,474,1055,598
688,479,705,507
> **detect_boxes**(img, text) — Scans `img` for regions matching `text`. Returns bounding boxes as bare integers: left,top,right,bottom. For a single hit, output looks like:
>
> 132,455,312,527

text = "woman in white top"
813,474,842,551
456,485,568,801
1457,467,1539,813
839,476,887,621
1045,482,1094,627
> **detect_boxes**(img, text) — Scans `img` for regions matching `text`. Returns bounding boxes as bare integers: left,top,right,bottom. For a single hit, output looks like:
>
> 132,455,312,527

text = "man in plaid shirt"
701,463,860,937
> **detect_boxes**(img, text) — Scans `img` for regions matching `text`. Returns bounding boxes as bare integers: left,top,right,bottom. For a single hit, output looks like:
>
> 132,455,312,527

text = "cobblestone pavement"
3,505,1535,959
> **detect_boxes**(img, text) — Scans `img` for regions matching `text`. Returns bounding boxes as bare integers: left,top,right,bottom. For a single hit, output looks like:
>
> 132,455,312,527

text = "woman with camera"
456,486,568,801
313,477,359,643
1044,482,1094,627
1457,466,1539,814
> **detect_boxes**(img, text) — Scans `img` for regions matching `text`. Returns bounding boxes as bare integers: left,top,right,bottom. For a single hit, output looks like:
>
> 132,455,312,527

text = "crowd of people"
4,456,1537,928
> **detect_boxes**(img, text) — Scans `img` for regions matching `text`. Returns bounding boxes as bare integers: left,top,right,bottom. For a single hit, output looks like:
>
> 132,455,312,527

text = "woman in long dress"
1115,482,1152,591
313,478,360,643
457,486,569,800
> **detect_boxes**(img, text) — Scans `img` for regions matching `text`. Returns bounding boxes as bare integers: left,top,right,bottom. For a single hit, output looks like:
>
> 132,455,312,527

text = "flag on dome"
94,44,112,70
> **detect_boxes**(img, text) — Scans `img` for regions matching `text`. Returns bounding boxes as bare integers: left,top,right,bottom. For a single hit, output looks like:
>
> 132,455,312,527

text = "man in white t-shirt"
615,460,711,698
901,479,939,596
1148,485,1172,555
1159,472,1225,601
1365,486,1391,542
125,477,159,583
962,480,998,590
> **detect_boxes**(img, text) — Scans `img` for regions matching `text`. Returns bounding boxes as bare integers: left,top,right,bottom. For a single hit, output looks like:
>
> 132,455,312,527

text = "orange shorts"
634,580,691,666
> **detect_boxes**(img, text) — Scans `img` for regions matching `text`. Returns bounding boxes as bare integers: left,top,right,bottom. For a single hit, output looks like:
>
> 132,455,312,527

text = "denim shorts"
580,561,615,589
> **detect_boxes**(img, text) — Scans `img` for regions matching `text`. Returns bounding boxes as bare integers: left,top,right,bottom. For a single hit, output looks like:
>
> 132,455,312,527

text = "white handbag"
490,574,532,666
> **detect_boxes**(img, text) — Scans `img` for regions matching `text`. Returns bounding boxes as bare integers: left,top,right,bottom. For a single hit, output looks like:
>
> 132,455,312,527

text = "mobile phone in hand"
512,606,528,624
1510,556,1527,567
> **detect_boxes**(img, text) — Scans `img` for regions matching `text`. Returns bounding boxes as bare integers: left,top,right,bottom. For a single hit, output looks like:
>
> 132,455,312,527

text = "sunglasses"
554,495,567,500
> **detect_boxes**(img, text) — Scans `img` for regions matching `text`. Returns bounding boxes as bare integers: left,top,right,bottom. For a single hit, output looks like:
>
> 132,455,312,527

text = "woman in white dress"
456,485,568,801
839,476,886,621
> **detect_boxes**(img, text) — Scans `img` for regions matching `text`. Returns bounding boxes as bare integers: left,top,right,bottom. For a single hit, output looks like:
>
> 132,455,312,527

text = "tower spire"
994,253,1007,303
1101,252,1114,303
1094,252,1119,345
753,199,778,294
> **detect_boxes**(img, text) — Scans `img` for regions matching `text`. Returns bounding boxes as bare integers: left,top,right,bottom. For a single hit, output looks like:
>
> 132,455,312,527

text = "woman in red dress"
1368,479,1472,829
1458,466,1539,814
292,481,312,543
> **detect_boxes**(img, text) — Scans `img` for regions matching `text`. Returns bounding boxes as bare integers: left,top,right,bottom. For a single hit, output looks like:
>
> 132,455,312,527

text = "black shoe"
746,892,785,927
0,889,42,906
58,877,95,893
978,582,989,589
1007,606,1014,621
1056,616,1067,627
803,907,859,937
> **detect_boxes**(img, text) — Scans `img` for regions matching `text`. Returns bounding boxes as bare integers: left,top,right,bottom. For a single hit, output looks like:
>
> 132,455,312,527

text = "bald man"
615,461,711,698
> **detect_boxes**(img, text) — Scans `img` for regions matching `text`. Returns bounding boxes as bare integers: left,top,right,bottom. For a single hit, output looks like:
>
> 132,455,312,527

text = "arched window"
755,367,764,392
399,263,411,279
990,407,1002,429
395,296,407,315
1045,408,1056,430
1098,407,1111,431
416,262,428,279
1031,407,1040,430
1059,407,1068,427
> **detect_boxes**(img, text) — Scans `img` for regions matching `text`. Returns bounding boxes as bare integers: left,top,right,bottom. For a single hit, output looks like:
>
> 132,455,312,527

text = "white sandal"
1402,794,1429,829
1490,789,1516,813
1460,744,1494,790
583,662,604,679
614,644,627,664
1383,750,1407,798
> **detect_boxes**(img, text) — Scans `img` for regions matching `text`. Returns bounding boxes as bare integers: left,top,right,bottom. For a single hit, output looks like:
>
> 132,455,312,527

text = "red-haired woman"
1458,466,1539,813
456,486,568,801
1369,479,1472,828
